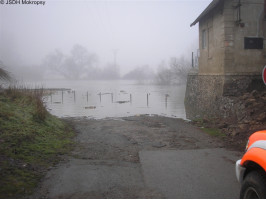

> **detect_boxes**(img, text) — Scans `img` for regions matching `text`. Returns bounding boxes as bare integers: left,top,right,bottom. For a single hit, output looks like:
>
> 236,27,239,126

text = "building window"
202,29,207,49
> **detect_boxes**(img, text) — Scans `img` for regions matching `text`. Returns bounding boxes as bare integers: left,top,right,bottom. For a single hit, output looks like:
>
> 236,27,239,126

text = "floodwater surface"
38,80,186,119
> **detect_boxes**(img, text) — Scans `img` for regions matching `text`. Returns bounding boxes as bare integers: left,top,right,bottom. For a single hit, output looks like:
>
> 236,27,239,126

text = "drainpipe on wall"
264,0,266,19
235,0,244,27
238,0,241,23
257,7,264,37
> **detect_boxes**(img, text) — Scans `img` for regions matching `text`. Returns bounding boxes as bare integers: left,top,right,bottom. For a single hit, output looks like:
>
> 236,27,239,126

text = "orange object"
236,130,266,198
240,148,266,171
246,130,266,149
240,130,266,171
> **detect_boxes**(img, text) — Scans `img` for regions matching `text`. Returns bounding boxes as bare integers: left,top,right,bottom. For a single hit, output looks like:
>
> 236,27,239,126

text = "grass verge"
191,118,226,138
201,127,226,138
0,87,75,198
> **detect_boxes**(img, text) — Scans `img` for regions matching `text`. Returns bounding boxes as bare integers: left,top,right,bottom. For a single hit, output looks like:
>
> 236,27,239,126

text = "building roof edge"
190,0,222,27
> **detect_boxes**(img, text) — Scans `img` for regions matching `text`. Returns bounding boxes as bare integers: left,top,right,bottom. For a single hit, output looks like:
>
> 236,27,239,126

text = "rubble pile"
221,90,266,135
193,90,266,150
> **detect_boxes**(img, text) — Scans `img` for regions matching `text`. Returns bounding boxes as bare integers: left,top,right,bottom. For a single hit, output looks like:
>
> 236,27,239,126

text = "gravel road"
31,115,243,198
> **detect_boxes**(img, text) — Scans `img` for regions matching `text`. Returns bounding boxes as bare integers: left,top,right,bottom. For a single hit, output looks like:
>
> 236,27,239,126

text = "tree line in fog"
42,44,120,80
155,56,191,85
1,44,192,85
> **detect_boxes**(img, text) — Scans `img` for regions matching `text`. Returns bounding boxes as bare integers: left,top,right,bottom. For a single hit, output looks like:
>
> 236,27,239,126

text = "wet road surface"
31,115,242,198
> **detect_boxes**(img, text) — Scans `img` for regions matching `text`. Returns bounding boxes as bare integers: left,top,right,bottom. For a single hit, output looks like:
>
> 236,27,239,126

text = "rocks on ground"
192,90,266,150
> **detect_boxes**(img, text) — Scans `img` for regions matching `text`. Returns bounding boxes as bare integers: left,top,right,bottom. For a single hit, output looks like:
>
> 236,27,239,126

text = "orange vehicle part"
236,130,266,198
247,130,266,149
240,145,266,171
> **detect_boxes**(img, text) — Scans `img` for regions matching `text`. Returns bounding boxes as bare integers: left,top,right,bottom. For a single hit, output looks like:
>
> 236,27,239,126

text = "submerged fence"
46,89,170,109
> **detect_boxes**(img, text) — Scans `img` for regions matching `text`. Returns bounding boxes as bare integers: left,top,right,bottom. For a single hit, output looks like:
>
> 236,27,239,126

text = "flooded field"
37,80,186,119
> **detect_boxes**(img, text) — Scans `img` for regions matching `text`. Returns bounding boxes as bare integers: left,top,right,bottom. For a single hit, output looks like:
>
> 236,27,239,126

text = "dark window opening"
244,37,264,49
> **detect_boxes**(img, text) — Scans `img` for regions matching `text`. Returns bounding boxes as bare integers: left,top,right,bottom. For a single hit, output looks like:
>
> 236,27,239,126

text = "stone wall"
185,73,265,121
223,74,265,96
185,73,224,120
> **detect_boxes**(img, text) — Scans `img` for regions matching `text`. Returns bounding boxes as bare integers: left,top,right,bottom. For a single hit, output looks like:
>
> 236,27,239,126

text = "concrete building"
185,0,266,120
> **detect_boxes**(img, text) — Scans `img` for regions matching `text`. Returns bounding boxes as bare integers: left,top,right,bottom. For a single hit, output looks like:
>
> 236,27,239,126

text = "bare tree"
42,45,99,80
169,56,190,84
123,65,155,80
155,60,172,85
155,56,191,85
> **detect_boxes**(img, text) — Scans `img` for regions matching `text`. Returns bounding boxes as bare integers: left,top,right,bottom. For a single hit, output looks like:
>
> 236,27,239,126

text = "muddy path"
31,115,242,198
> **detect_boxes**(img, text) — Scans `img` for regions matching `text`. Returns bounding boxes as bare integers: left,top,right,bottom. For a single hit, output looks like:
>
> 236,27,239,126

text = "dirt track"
70,115,226,162
31,115,242,198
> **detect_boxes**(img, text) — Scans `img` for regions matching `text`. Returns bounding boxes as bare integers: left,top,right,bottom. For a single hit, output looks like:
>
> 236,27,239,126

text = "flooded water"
37,80,186,119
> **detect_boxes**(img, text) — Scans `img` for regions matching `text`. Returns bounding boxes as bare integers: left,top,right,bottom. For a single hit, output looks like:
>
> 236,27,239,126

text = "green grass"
202,127,226,138
191,118,226,138
0,88,75,198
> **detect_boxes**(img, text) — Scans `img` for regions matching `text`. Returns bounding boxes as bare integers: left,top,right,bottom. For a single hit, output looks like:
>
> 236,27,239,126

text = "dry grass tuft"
5,85,48,122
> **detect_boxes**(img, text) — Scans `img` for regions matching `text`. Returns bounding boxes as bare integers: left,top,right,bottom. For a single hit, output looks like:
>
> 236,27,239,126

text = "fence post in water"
99,92,102,102
74,91,76,103
50,91,52,103
165,94,168,109
130,94,132,104
87,91,88,102
111,93,113,103
192,52,194,68
147,93,149,107
62,90,64,103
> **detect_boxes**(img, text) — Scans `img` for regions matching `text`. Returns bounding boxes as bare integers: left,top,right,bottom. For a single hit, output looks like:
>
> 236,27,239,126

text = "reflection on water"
39,80,186,119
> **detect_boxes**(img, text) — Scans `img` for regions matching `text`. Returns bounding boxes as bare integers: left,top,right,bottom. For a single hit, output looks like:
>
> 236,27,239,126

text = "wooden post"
87,91,88,102
74,91,76,102
130,94,132,104
165,94,168,109
111,93,113,103
147,93,149,107
192,52,194,68
62,90,63,103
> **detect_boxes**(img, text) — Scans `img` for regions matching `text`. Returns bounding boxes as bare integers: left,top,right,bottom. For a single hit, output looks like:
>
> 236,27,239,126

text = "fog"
0,0,212,81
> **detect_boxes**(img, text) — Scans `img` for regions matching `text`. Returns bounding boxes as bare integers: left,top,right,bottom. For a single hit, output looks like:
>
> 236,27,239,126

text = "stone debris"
193,90,266,150
219,90,266,137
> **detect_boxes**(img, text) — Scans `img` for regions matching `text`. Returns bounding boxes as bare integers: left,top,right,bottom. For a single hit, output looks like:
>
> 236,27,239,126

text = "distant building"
185,0,266,120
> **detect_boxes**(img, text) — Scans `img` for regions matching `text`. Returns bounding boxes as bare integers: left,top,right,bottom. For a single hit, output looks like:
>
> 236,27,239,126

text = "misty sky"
0,0,212,76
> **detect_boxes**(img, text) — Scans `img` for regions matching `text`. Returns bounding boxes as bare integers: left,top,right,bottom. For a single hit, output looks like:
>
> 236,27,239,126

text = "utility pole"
112,49,120,79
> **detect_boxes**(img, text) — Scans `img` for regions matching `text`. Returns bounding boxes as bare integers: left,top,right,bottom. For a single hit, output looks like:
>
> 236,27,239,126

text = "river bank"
1,84,263,197
0,88,75,198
